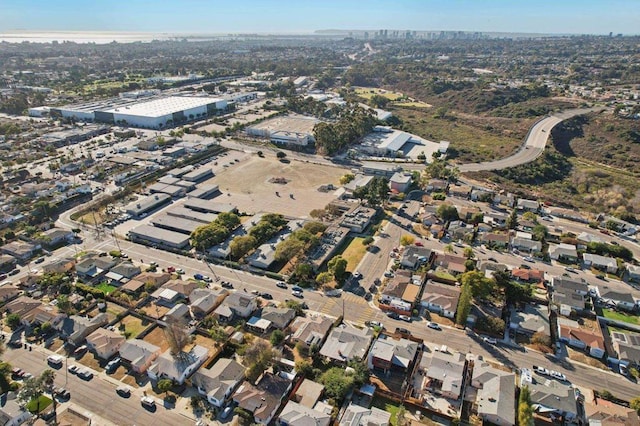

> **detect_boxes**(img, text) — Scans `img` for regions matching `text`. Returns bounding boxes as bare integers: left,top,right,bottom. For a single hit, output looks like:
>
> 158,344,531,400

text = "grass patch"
433,270,457,281
371,395,401,426
602,309,640,325
354,87,404,101
119,315,146,338
395,101,432,108
338,237,368,272
26,395,52,413
95,282,117,295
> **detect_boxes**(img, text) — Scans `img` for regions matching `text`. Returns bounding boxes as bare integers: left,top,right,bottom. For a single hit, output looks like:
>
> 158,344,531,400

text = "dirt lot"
117,315,148,339
142,326,171,352
140,302,171,319
205,156,343,217
76,351,104,372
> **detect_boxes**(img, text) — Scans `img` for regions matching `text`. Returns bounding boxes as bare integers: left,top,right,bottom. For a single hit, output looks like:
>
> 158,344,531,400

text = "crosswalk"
317,293,378,324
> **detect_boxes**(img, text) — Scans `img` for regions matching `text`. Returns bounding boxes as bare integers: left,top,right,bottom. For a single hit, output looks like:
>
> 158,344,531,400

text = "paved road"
2,345,187,426
459,107,604,172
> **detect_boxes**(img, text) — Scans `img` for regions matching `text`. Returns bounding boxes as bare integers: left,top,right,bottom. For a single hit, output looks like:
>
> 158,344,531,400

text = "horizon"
2,0,638,36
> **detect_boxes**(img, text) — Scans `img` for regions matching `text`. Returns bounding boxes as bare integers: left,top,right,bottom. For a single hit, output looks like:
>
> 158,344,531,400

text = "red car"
415,241,424,247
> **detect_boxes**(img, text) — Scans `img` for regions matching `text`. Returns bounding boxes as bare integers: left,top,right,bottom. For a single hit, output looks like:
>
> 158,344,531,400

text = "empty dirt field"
208,156,344,217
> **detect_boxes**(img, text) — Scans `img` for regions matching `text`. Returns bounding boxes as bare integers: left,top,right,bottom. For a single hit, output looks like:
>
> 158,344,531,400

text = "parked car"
221,405,233,419
352,271,362,279
483,337,498,345
175,268,185,275
261,293,273,300
202,276,212,283
73,345,88,357
106,357,121,373
366,321,383,329
47,355,63,367
276,281,288,289
67,364,79,374
292,290,304,298
55,388,70,400
395,327,411,336
291,285,303,293
564,267,576,273
221,281,233,289
35,257,45,264
77,369,93,380
251,289,260,295
398,315,412,322
141,396,156,409
523,256,535,262
427,322,441,330
194,273,205,280
116,386,131,397
8,269,19,276
386,311,399,320
519,264,531,270
620,363,629,376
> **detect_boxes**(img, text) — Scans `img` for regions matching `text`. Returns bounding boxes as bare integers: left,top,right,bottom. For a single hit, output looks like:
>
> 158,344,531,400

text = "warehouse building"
125,194,172,218
166,206,217,224
189,184,220,199
246,115,319,147
182,168,214,183
127,225,190,250
147,183,187,198
151,214,203,235
49,95,228,130
184,199,237,214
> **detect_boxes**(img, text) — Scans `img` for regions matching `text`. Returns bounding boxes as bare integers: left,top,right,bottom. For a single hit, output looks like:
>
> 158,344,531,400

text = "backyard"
602,309,640,325
25,395,52,414
117,315,148,339
371,395,401,426
95,282,117,295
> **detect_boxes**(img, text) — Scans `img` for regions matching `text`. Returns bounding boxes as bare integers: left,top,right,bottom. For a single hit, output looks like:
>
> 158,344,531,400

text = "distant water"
0,31,188,44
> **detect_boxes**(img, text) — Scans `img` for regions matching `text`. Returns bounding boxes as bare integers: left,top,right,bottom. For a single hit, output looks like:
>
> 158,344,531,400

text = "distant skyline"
1,0,638,36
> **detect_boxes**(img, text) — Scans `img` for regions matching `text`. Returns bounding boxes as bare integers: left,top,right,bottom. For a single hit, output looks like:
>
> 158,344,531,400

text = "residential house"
448,221,474,242
509,304,550,336
480,232,509,248
470,188,494,202
21,304,63,328
557,317,605,358
85,327,126,360
246,316,272,334
429,223,445,239
426,179,448,193
420,281,461,319
290,313,335,348
516,198,539,212
40,228,74,247
0,284,20,305
583,253,618,273
292,379,325,408
0,241,40,262
218,292,258,319
339,403,390,426
119,339,161,374
147,345,209,385
510,236,542,253
56,313,109,346
0,254,17,272
42,257,75,274
419,348,467,400
260,307,296,330
163,303,191,324
551,277,589,315
1,295,42,320
483,211,508,228
109,262,142,280
155,279,198,300
576,232,604,248
511,268,544,285
319,323,374,364
421,213,440,227
189,288,228,319
549,243,579,262
367,336,419,373
476,223,492,235
75,256,116,280
471,362,516,426
628,265,640,282
388,172,412,194
521,371,579,422
610,331,640,367
122,271,171,294
587,409,640,426
0,393,32,426
192,358,245,407
233,371,293,425
433,252,466,275
449,184,472,198
278,401,331,426
400,246,433,269
599,289,636,311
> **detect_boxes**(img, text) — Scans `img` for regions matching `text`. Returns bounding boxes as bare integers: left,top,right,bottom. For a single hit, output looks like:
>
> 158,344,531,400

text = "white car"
483,337,498,345
292,290,304,298
141,396,156,409
427,322,441,330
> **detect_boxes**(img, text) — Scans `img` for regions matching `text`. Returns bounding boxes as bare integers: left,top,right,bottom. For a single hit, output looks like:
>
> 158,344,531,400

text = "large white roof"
106,96,224,118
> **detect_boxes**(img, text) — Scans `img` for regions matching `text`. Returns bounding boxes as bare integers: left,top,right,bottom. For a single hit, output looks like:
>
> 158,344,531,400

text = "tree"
295,359,313,377
40,369,57,421
243,340,277,382
631,397,640,414
270,329,285,346
532,224,548,241
396,405,408,426
460,271,495,299
320,367,355,401
327,256,348,282
229,235,257,259
436,204,459,222
56,295,72,314
163,320,191,355
157,378,173,395
18,377,43,414
5,313,21,330
531,332,551,348
275,238,305,263
0,362,12,393
518,386,534,426
444,244,455,253
507,209,519,230
456,283,472,326
294,263,313,281
362,236,374,246
209,323,228,343
399,234,415,246
340,174,355,185
276,151,287,160
463,247,475,259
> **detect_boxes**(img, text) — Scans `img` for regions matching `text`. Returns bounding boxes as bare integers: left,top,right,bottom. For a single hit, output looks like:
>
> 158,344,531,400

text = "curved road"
459,107,605,172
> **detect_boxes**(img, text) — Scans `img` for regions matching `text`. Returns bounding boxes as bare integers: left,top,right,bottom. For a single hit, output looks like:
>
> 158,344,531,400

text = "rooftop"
105,96,225,118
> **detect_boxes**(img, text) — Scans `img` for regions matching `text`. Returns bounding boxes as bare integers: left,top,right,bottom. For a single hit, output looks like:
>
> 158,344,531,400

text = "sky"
1,0,637,35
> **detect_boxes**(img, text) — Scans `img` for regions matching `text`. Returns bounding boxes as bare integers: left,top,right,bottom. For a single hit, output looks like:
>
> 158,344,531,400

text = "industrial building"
48,95,228,130
189,184,220,199
358,127,445,159
147,183,187,198
184,199,237,214
246,115,319,147
151,214,203,235
127,225,191,250
166,206,217,224
125,194,172,218
182,168,214,183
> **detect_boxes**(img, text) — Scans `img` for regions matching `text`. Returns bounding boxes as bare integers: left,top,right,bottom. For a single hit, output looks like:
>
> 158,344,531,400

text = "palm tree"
444,244,455,253
41,369,57,422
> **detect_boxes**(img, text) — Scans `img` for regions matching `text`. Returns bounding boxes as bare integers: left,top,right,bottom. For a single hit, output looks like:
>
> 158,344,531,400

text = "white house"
420,281,461,319
583,253,618,273
548,243,578,262
147,345,209,385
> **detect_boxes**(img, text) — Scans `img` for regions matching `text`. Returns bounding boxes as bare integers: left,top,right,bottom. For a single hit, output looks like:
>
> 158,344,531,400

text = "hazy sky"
1,0,637,35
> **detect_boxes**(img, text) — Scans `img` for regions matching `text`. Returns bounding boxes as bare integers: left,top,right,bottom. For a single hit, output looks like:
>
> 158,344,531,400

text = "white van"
47,355,63,366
